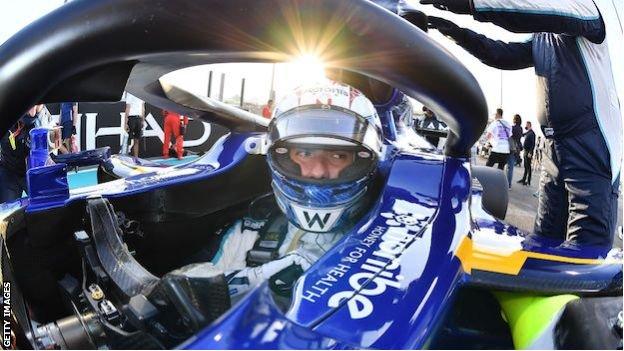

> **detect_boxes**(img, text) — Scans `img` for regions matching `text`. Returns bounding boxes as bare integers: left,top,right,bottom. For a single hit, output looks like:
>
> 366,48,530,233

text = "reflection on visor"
269,107,382,153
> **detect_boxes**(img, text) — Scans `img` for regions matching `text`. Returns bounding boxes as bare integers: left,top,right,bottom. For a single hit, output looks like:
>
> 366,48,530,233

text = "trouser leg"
163,117,173,157
0,166,25,203
506,153,514,186
486,153,496,167
560,129,617,247
163,131,171,157
171,123,183,158
523,154,532,184
498,153,509,171
535,129,617,247
534,139,568,240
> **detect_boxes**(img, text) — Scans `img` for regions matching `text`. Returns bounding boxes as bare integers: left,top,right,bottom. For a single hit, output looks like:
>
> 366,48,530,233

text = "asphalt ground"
475,155,623,248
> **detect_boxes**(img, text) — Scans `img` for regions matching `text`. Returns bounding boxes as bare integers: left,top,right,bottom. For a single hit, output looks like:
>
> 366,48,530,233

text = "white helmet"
267,82,384,233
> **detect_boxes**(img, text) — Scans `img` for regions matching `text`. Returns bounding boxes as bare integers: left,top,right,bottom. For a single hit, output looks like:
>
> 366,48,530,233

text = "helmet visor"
268,107,382,153
269,138,377,185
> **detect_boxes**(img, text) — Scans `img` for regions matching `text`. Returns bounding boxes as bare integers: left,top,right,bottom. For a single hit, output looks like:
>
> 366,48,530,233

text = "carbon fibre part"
86,197,158,297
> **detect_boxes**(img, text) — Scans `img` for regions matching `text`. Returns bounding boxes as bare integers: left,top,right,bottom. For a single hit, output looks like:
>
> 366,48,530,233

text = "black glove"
428,16,461,38
400,9,428,32
420,0,471,14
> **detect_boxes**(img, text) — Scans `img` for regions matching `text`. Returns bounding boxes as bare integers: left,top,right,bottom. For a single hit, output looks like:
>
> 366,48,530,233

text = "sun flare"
286,54,327,85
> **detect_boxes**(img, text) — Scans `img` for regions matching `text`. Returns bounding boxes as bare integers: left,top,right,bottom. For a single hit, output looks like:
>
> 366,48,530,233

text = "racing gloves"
419,0,472,15
401,11,463,41
400,9,428,32
427,16,462,39
226,252,311,302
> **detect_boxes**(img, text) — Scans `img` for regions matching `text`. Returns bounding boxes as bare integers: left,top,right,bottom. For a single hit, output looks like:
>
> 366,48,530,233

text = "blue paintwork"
373,90,404,142
52,147,111,168
186,151,475,349
469,189,622,294
19,132,251,209
28,128,51,169
25,127,70,212
26,163,70,212
182,284,339,350
1,91,620,349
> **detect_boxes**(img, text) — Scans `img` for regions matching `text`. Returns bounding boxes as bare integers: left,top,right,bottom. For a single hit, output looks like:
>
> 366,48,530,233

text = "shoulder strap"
246,214,289,267
498,120,510,138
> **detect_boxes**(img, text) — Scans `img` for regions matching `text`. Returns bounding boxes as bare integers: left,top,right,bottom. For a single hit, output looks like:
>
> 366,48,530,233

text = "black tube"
0,0,487,157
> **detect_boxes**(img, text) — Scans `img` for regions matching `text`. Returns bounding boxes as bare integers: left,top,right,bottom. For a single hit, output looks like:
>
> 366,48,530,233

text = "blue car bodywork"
0,0,621,349
1,99,617,349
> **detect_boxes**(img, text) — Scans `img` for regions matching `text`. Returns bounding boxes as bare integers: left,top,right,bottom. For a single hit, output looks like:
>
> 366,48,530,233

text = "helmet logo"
292,204,343,232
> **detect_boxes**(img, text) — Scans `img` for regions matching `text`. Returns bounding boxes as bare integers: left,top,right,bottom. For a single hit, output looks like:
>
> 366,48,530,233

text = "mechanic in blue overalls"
405,0,622,248
209,82,384,302
0,107,39,203
401,1,623,348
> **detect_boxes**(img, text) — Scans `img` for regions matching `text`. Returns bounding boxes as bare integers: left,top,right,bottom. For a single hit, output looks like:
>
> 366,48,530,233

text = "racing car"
0,0,621,349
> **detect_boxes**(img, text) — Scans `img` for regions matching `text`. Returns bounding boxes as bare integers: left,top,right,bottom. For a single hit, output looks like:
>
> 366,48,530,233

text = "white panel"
473,0,599,19
577,36,622,182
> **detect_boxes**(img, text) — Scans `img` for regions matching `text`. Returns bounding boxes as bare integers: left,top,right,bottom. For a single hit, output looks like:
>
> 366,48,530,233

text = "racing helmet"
267,82,384,233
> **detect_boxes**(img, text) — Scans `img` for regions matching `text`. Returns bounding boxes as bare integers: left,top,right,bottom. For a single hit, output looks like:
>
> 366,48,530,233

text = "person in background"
262,99,274,119
162,109,188,160
505,114,523,187
35,104,51,128
420,106,441,147
411,0,621,249
518,121,536,186
484,108,510,172
511,114,523,166
58,102,77,154
122,91,145,158
0,107,39,203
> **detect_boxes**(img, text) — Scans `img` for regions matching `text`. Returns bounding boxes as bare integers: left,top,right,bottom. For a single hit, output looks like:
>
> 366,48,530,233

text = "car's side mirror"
472,165,508,220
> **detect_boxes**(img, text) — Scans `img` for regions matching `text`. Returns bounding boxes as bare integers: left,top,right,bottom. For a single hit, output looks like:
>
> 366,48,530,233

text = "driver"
209,82,384,302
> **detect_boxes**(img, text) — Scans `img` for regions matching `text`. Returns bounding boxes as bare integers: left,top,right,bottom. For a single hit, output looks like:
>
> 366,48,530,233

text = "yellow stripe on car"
455,236,606,275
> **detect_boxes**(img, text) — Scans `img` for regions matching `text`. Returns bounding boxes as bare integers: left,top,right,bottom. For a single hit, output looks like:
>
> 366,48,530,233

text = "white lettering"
301,290,321,303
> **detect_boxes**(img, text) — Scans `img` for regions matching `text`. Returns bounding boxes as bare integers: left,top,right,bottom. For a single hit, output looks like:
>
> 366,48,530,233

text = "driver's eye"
332,152,348,160
296,150,313,158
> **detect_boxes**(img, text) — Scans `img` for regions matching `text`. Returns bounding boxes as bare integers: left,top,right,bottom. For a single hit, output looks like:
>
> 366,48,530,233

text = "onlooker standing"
421,106,441,147
485,108,510,171
261,99,274,119
0,107,39,203
162,109,188,160
511,114,523,165
34,104,50,128
413,0,621,247
122,91,145,158
59,102,77,154
506,114,523,187
518,121,536,186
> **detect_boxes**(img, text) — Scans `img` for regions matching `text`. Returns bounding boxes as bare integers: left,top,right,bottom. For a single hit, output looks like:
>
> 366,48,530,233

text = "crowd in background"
483,108,538,189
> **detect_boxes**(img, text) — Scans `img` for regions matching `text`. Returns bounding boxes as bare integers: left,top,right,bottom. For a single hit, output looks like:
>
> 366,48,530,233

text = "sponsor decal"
291,204,343,232
45,103,224,157
317,199,429,319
